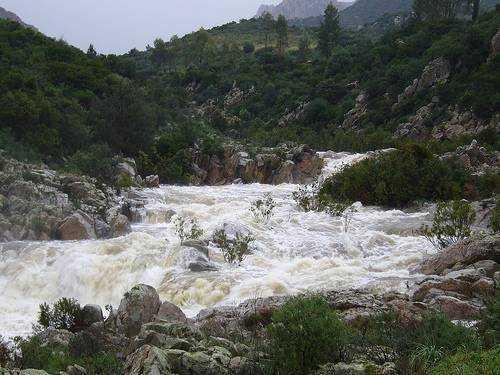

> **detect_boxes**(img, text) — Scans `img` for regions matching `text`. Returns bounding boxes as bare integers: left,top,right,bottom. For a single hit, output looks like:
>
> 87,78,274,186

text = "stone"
188,259,218,272
155,301,187,323
417,57,450,91
116,284,161,337
471,278,495,297
180,351,227,375
65,364,87,375
491,29,500,56
426,295,484,320
19,371,51,375
141,322,201,340
109,214,131,238
124,345,171,375
36,327,75,347
416,234,500,275
144,175,160,188
56,212,97,240
182,240,210,258
82,304,104,327
229,356,263,375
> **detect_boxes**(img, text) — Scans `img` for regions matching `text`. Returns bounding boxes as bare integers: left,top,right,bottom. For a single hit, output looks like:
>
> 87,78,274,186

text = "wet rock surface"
187,143,324,185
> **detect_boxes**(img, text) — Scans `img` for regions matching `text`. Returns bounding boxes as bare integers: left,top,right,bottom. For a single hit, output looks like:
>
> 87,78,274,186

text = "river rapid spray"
0,151,430,337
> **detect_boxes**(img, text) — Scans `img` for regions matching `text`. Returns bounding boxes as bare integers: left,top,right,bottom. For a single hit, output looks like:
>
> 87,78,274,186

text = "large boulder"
56,212,97,240
491,29,500,56
116,284,161,337
36,327,75,347
124,345,171,375
415,234,500,275
109,213,132,238
155,301,188,323
81,304,104,327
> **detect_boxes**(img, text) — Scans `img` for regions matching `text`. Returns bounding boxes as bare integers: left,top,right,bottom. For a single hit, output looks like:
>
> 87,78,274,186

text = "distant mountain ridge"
256,0,354,19
0,6,35,29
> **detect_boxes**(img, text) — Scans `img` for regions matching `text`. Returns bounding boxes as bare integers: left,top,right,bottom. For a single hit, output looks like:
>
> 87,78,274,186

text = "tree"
151,38,173,66
261,12,274,49
413,0,464,20
243,41,255,54
298,30,312,61
318,3,340,58
86,44,97,59
275,15,289,56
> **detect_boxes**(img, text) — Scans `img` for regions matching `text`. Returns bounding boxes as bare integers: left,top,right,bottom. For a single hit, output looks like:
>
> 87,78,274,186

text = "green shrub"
267,295,351,374
38,297,84,333
250,193,276,223
66,145,117,186
431,348,500,375
212,228,254,265
173,216,204,244
421,200,476,250
478,291,500,348
360,311,481,373
319,145,473,208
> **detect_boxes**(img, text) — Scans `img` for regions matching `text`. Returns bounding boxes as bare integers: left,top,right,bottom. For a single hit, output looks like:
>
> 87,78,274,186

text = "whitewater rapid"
0,151,431,337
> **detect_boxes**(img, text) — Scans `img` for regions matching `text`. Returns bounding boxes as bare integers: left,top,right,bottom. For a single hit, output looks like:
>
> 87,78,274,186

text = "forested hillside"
0,6,499,184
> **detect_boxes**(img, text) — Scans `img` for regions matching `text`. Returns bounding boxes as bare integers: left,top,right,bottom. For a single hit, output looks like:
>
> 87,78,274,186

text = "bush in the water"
212,228,254,264
266,295,351,374
173,216,204,244
319,144,477,208
38,297,84,333
421,200,476,250
250,193,276,223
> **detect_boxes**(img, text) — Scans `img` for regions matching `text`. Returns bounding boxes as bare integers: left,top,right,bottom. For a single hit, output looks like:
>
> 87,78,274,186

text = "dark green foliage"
319,144,480,208
478,292,500,348
38,297,84,333
66,144,117,185
13,335,122,375
359,310,481,373
318,4,341,57
431,348,500,375
267,296,351,374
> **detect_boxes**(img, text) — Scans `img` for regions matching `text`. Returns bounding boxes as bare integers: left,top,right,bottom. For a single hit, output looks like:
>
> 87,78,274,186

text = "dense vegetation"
318,144,498,207
0,7,498,185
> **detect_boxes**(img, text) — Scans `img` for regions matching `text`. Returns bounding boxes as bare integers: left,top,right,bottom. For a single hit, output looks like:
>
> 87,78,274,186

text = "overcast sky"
1,0,282,54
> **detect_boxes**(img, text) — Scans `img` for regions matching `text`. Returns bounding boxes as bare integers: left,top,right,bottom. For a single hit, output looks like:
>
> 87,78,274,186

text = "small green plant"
250,193,276,223
212,228,254,264
173,216,204,244
116,174,135,190
293,182,320,211
38,297,84,333
267,295,351,375
431,348,500,375
421,200,476,250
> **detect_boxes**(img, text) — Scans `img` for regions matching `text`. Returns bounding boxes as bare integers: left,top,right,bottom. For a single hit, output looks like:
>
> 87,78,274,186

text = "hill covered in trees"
0,3,499,184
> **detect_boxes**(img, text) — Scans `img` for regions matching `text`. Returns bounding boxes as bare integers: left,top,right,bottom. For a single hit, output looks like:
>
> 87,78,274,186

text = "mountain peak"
0,6,36,29
256,0,354,19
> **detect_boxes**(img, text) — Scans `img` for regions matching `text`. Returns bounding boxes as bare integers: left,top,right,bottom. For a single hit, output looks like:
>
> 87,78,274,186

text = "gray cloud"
1,0,280,53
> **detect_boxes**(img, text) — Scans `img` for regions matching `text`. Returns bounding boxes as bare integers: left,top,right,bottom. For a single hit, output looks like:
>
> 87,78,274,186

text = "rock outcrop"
0,6,36,29
0,153,139,242
440,139,499,176
342,91,369,130
187,143,324,185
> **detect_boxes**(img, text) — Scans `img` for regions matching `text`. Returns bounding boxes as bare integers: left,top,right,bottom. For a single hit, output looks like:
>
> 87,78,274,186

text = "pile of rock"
0,153,145,241
440,139,499,176
188,143,324,185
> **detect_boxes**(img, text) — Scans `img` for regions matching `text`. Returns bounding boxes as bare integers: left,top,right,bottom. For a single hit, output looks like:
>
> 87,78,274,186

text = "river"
0,151,431,337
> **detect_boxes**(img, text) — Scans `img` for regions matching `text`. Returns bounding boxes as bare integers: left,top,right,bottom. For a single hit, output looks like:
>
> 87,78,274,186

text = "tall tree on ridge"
261,12,274,49
276,15,289,56
318,3,340,58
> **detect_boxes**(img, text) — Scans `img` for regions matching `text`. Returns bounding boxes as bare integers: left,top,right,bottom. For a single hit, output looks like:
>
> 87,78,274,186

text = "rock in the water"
116,284,161,337
156,301,187,323
416,234,500,275
125,345,171,375
64,364,87,375
109,213,132,238
144,175,160,188
56,212,96,240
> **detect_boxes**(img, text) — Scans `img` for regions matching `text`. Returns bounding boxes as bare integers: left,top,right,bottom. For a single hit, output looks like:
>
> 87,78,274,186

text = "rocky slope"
256,0,353,19
0,6,35,29
187,143,324,185
2,234,497,374
0,153,148,242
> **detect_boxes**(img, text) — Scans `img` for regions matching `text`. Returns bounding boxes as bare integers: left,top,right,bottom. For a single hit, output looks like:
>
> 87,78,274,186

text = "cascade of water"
0,151,429,337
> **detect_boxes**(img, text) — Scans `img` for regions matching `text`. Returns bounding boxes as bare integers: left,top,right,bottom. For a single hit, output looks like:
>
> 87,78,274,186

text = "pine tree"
318,3,340,58
261,12,274,49
86,44,97,59
298,30,312,61
276,15,289,56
